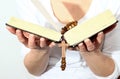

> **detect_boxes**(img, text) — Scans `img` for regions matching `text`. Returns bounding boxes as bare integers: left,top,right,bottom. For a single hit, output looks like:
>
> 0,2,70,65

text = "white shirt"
17,0,120,79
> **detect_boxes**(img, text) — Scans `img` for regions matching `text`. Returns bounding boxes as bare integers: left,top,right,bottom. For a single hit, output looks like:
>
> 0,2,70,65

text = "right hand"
6,26,56,49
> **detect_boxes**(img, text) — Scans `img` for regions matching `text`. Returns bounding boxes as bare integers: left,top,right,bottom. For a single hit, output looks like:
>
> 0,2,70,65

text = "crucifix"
59,21,78,71
58,40,68,71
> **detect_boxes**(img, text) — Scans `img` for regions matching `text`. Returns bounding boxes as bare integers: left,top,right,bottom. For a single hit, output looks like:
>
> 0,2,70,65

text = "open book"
6,10,117,46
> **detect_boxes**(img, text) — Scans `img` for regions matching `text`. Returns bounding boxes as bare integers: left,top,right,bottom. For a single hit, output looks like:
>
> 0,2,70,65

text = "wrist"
81,49,102,57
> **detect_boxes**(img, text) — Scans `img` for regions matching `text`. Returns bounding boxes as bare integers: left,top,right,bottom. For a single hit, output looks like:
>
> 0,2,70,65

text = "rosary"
59,21,78,71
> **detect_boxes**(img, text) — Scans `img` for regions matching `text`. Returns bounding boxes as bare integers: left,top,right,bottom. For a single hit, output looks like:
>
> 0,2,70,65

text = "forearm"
82,50,115,77
24,48,50,76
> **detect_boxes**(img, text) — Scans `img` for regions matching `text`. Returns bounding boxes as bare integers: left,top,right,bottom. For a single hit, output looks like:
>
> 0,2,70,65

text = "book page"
64,10,117,46
6,17,62,42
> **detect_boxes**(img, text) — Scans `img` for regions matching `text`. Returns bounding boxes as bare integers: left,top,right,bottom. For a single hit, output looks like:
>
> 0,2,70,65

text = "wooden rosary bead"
61,21,78,34
61,27,67,34
66,21,78,30
61,57,66,71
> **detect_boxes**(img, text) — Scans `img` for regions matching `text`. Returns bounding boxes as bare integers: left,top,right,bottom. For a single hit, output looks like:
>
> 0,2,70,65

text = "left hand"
78,31,105,55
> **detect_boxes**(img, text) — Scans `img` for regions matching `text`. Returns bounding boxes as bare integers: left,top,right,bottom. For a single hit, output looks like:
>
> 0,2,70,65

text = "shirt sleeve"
93,15,120,79
92,1,120,78
93,62,119,79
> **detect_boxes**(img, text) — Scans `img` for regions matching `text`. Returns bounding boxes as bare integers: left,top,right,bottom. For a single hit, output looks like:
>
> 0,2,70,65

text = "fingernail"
99,32,104,35
78,43,83,46
40,38,45,41
84,39,90,43
29,34,34,38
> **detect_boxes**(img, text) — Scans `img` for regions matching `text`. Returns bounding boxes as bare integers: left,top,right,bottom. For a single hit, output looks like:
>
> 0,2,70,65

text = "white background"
0,0,35,79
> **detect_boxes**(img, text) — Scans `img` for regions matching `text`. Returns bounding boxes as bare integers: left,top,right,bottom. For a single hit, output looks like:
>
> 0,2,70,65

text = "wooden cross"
58,40,68,71
59,21,78,71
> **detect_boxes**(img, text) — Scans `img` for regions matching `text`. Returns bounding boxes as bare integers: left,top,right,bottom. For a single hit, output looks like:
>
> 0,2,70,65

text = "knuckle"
19,39,26,43
88,45,95,51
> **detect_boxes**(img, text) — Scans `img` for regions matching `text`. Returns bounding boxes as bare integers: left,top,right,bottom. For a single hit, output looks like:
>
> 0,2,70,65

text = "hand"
78,32,105,55
6,26,56,49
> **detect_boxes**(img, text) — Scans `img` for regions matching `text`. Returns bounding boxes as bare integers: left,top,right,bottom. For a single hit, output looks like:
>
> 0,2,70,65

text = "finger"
6,26,16,34
75,46,79,50
16,29,28,45
39,38,47,48
84,39,95,51
78,42,87,52
96,32,104,44
49,42,56,48
23,31,30,38
28,34,37,48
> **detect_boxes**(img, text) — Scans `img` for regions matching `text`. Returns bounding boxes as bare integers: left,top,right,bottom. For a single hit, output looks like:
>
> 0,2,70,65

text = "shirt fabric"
16,0,120,79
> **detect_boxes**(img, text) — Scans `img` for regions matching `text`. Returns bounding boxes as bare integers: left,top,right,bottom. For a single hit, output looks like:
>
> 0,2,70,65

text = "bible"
6,10,117,46
6,10,118,71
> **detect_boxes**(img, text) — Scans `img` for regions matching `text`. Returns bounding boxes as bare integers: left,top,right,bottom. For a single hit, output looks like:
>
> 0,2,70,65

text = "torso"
21,0,120,78
50,0,92,24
